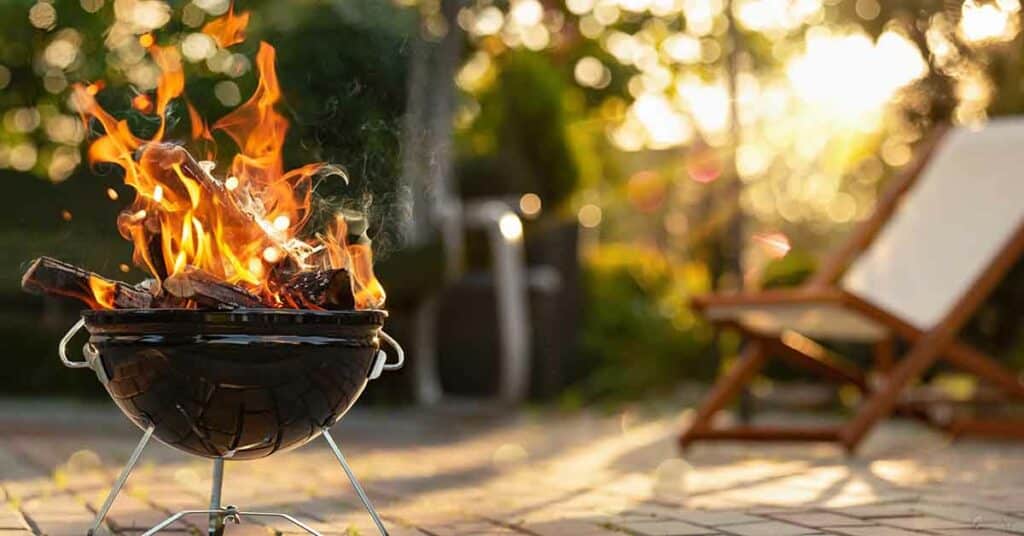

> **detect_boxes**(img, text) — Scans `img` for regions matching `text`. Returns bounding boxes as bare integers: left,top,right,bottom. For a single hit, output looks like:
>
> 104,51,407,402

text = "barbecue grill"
59,308,403,536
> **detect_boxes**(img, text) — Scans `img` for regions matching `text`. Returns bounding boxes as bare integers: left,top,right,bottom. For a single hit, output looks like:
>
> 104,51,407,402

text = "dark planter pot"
437,219,582,399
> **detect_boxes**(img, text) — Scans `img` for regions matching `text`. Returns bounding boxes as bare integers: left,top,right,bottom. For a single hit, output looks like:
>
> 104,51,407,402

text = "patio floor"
2,398,1024,535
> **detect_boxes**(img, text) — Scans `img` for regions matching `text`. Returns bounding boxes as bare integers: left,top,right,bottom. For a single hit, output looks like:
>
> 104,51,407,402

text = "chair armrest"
691,288,847,312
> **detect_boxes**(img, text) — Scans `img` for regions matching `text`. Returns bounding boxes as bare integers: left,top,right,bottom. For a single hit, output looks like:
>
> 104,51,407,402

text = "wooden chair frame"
681,126,1024,452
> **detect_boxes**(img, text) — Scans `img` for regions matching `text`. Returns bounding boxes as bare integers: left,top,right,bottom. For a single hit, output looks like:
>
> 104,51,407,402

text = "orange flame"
73,21,385,310
202,4,250,49
325,215,387,309
89,276,116,309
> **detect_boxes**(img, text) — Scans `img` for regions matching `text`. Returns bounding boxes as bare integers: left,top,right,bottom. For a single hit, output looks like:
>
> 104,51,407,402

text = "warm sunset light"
8,2,1024,535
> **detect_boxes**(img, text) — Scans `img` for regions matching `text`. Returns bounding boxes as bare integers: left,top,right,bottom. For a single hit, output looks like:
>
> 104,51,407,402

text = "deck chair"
681,117,1024,453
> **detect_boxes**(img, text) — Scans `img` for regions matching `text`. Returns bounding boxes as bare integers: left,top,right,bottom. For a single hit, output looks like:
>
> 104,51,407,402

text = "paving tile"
976,521,1024,535
767,512,869,528
717,521,818,536
832,502,921,519
911,503,1019,525
830,527,937,536
937,530,1019,536
879,515,968,530
22,513,95,536
0,507,28,531
612,519,719,535
523,519,623,535
667,510,764,527
422,520,526,535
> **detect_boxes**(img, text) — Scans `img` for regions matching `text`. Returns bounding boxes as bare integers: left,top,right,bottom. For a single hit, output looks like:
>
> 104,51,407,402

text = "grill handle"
59,317,98,370
368,330,404,380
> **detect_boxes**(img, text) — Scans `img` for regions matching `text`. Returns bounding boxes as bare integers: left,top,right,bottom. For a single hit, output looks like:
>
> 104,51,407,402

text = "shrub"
568,244,714,404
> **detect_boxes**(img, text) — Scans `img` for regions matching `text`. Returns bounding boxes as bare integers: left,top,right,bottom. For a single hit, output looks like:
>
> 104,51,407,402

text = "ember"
26,9,385,312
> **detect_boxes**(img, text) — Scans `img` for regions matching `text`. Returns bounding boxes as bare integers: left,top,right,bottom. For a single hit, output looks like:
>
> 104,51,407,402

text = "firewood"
137,278,191,308
163,266,264,309
281,269,355,309
139,213,171,281
136,142,229,199
21,257,152,309
136,142,258,228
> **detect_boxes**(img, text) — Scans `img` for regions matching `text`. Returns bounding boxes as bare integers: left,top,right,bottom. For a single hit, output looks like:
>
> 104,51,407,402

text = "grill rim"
82,307,387,327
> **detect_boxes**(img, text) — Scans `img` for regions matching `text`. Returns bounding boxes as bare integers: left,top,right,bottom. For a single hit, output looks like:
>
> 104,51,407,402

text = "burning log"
137,142,230,200
163,266,263,309
281,269,354,309
136,278,193,308
21,257,152,309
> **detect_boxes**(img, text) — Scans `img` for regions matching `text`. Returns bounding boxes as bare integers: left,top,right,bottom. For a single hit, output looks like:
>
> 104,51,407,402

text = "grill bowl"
81,308,386,460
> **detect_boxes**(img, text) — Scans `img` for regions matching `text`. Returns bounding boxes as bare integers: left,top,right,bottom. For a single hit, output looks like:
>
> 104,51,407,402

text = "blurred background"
3,0,1023,409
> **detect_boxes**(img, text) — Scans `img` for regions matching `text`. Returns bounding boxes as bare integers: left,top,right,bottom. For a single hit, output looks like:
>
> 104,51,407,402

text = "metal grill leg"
208,458,226,536
88,425,155,535
321,428,389,535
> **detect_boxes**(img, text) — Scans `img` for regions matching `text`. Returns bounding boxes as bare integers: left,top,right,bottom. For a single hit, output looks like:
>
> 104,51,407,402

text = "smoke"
290,108,406,261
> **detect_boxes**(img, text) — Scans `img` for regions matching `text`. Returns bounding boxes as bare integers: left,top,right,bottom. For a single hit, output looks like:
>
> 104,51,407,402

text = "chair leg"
322,428,389,536
840,337,945,452
680,341,768,449
873,337,895,375
88,425,154,535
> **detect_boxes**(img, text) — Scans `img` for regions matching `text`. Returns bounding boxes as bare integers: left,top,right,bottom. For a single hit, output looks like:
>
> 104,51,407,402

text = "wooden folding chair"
681,118,1024,453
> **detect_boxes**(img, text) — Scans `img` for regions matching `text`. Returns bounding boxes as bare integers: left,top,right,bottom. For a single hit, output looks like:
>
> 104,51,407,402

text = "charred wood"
21,257,152,309
281,269,355,309
163,266,264,309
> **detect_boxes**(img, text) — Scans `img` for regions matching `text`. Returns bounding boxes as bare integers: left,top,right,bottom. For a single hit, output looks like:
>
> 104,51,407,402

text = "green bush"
568,244,714,404
761,248,817,289
457,50,581,211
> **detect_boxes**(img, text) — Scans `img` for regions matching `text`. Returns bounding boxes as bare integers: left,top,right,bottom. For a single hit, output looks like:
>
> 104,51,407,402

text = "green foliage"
761,249,817,289
569,244,714,404
457,50,581,210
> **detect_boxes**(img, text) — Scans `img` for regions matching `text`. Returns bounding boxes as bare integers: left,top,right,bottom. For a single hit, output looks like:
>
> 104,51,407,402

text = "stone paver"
939,530,1020,535
521,519,623,535
766,512,869,528
668,511,762,527
612,519,717,535
879,515,967,530
719,520,819,535
829,528,927,536
3,399,1024,535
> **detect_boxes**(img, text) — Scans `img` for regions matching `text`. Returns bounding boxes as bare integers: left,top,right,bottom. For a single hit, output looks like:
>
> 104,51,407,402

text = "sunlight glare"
787,30,925,122
960,0,1020,44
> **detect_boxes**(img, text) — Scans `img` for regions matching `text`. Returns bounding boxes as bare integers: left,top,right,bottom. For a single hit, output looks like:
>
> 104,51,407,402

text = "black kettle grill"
59,308,403,535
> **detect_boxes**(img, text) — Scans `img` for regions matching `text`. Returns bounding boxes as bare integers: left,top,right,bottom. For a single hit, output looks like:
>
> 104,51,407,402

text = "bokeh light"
519,193,542,218
578,204,603,228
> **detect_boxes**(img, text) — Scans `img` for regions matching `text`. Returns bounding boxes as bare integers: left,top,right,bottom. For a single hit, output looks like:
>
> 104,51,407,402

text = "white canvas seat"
702,302,887,341
842,118,1024,329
